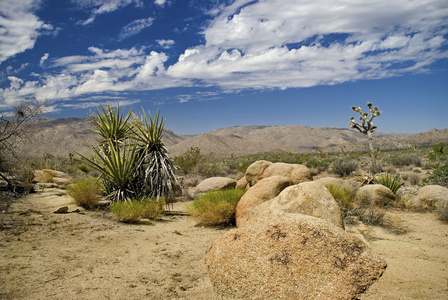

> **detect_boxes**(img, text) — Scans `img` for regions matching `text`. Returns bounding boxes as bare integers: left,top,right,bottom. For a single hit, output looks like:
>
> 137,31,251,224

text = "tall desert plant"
133,109,180,201
80,139,143,202
348,102,381,174
80,103,179,204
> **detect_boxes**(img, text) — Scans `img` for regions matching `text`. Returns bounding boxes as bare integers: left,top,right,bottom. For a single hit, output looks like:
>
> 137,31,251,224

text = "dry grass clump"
110,197,165,223
187,189,246,226
436,207,448,223
66,178,102,209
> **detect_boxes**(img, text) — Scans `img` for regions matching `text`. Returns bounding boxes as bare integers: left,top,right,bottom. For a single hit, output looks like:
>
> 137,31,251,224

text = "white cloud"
156,39,175,49
154,0,166,6
167,0,448,89
73,0,143,25
0,0,52,64
39,53,49,66
0,46,191,104
119,17,155,40
1,0,448,107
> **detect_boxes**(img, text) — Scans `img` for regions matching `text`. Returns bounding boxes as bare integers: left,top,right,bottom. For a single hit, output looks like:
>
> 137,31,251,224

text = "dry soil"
1,188,447,299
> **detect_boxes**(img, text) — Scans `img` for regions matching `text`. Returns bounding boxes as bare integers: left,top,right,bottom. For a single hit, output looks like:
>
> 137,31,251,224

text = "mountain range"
18,118,448,159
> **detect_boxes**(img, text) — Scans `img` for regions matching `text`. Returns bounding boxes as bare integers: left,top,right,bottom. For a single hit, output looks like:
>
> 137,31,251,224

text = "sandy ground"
1,188,447,300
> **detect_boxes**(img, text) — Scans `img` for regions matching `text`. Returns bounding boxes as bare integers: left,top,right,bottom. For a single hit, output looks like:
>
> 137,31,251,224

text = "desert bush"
174,147,203,175
187,188,245,226
350,207,386,226
436,206,448,222
110,197,165,223
19,165,35,192
67,178,102,209
332,157,358,177
402,172,420,185
373,172,404,194
423,162,448,188
305,157,331,173
325,184,355,216
141,197,165,220
385,153,421,167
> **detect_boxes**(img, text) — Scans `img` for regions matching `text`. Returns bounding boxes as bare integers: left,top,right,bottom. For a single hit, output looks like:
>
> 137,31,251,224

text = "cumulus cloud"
0,46,191,103
167,0,448,89
119,17,155,40
1,0,448,107
0,0,52,64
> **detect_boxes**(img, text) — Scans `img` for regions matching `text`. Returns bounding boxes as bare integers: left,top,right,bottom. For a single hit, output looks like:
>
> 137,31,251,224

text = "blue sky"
0,0,447,135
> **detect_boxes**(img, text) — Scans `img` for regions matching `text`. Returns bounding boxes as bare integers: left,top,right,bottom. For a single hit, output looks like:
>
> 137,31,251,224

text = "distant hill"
17,117,448,159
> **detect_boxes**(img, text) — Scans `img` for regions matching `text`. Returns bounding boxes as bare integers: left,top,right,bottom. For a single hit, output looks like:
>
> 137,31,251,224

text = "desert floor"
1,188,447,300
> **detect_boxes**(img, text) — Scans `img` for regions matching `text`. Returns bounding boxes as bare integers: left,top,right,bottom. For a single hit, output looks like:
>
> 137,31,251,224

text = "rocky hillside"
17,117,448,158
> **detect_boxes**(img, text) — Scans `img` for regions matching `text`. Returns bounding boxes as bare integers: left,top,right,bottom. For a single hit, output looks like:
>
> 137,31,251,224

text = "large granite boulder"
246,181,344,229
207,213,387,300
244,160,312,186
235,176,291,227
354,184,396,208
187,177,237,198
407,185,448,210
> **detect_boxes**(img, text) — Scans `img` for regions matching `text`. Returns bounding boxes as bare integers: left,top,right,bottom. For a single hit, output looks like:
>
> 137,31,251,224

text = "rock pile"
206,160,387,299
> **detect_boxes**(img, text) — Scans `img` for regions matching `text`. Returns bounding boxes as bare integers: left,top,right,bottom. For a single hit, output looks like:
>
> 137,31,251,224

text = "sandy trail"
1,189,447,299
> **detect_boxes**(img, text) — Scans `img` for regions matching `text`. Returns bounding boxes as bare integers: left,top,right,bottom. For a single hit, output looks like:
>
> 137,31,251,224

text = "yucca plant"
133,109,180,203
90,103,134,147
373,172,404,194
80,138,143,202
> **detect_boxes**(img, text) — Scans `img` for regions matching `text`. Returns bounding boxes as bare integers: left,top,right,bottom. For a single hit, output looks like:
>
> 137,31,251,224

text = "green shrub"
187,189,246,226
325,184,354,216
332,158,358,177
373,172,404,194
424,162,448,188
110,197,165,223
174,147,202,175
386,153,421,167
77,164,91,173
347,207,386,226
67,178,102,209
306,157,331,173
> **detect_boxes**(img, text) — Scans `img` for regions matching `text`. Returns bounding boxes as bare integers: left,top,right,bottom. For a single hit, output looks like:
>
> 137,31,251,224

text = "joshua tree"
348,102,381,174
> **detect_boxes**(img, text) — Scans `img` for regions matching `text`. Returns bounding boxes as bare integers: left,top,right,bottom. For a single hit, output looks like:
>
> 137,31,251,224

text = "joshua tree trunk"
367,130,378,174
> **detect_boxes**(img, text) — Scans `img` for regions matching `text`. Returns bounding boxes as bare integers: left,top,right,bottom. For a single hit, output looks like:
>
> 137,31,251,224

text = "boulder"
235,176,291,227
407,185,448,210
236,176,249,189
207,213,387,300
245,160,312,186
34,169,74,187
355,184,395,208
247,181,344,229
188,177,237,198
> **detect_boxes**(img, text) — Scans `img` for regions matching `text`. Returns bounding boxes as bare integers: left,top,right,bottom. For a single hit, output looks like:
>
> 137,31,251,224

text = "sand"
1,188,447,299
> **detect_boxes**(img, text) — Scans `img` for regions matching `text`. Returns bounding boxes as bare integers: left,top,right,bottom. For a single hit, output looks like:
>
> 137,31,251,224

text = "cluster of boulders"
33,169,74,189
189,160,448,299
